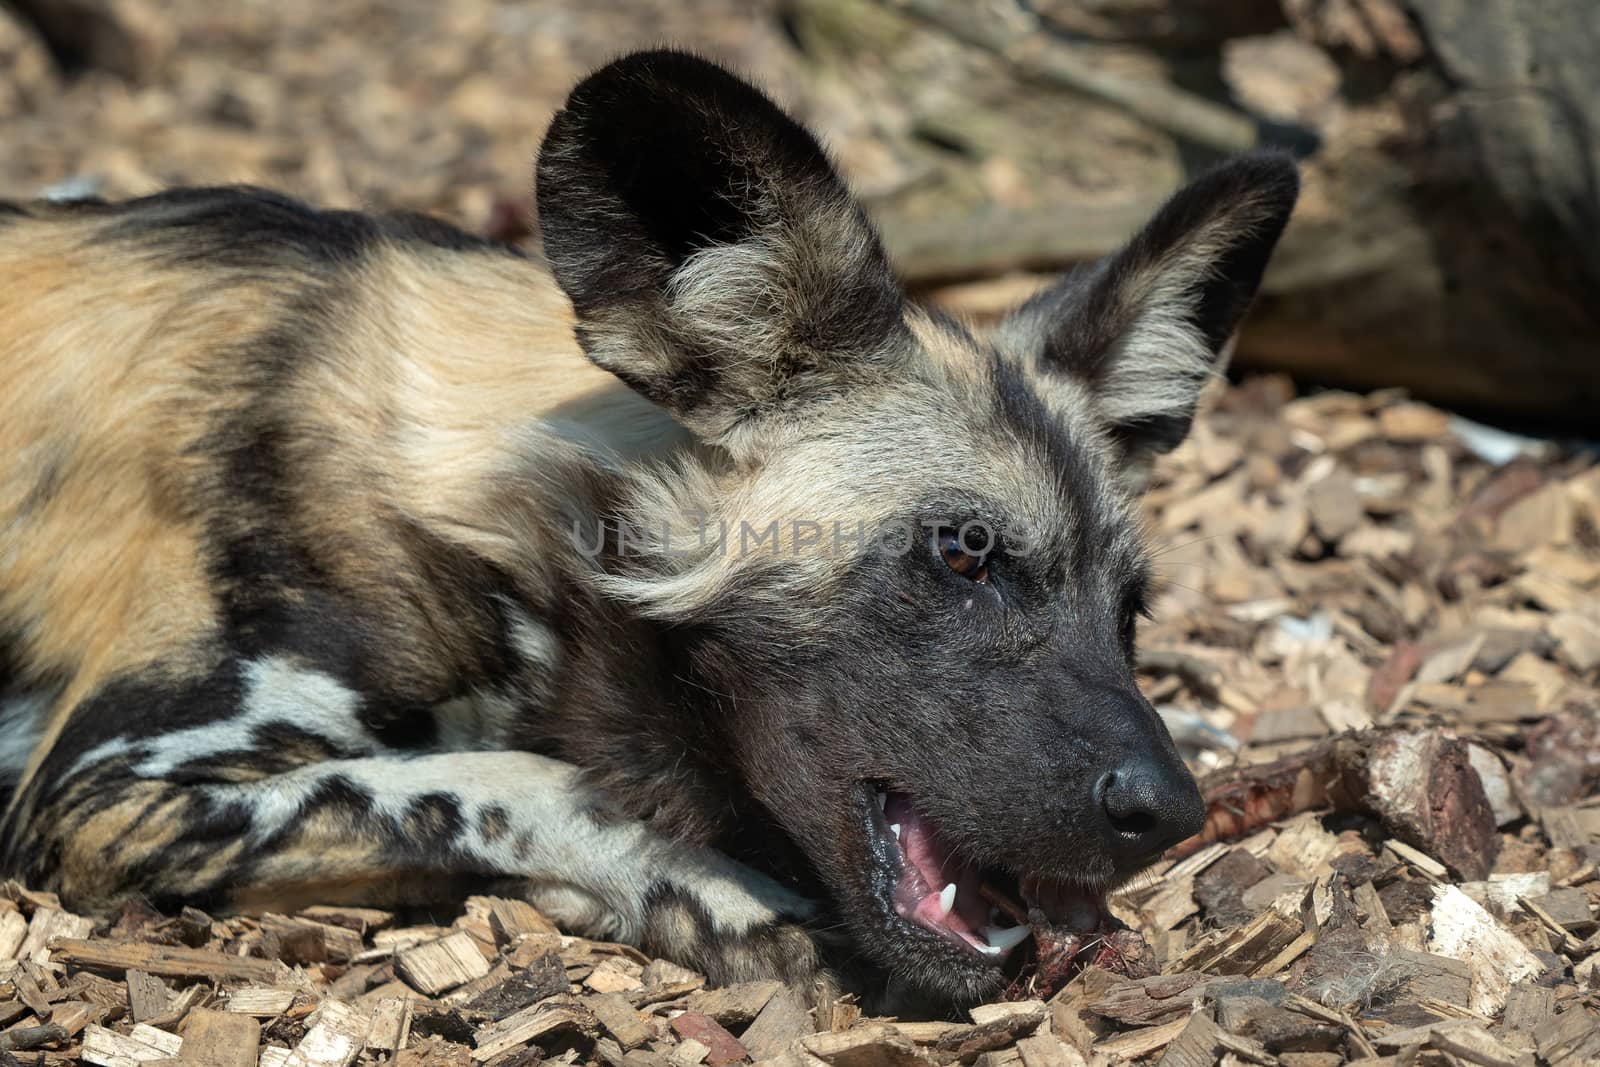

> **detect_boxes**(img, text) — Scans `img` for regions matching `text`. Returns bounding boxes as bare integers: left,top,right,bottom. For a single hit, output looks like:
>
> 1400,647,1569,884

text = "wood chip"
1016,1033,1087,1067
0,907,29,958
739,987,815,1062
1153,1011,1220,1067
125,970,172,1024
283,1001,372,1067
82,1023,184,1067
395,931,492,996
1426,885,1545,1015
259,915,363,964
474,898,558,945
364,997,412,1053
586,993,652,1052
469,995,595,1062
180,1008,261,1067
685,980,780,1028
18,907,95,964
1095,1017,1190,1061
800,1024,926,1066
224,988,298,1018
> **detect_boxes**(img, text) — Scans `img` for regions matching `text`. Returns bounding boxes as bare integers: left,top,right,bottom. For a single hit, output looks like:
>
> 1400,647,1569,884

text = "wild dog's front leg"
22,750,819,985
240,751,821,983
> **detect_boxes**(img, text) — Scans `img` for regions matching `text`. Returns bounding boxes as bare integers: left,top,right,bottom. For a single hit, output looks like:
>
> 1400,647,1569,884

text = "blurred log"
884,0,1259,153
820,0,1600,425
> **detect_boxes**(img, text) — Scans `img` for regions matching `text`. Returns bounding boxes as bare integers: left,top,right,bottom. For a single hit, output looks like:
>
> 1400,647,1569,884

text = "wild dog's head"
537,51,1296,1004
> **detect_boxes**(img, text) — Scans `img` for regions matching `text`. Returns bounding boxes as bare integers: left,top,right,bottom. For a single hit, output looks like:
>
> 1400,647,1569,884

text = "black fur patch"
93,186,521,270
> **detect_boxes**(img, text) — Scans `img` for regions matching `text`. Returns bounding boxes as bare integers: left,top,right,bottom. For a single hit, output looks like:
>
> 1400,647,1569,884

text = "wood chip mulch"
1,380,1596,1067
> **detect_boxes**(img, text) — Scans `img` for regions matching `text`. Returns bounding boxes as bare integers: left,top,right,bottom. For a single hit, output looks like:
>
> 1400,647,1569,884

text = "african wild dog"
0,51,1296,1007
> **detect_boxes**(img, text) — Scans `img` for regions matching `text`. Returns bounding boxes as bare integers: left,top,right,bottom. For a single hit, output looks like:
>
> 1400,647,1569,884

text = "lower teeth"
981,924,1031,953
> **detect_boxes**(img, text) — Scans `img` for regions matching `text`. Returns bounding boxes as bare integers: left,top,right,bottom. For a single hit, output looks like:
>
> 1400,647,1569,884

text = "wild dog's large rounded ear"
1007,152,1298,491
536,50,907,451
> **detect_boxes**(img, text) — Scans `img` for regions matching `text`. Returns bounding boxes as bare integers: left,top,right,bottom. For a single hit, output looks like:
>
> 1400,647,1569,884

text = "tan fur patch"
0,217,267,790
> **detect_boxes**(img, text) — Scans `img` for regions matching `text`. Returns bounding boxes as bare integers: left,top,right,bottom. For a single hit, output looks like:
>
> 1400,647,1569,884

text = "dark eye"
936,529,991,584
1121,591,1151,653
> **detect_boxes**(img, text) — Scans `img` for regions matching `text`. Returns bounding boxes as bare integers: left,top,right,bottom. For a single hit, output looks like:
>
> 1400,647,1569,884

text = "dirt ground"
0,1,1597,1064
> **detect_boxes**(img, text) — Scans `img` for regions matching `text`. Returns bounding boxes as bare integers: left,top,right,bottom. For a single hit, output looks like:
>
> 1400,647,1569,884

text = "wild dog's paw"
640,883,821,986
635,844,821,985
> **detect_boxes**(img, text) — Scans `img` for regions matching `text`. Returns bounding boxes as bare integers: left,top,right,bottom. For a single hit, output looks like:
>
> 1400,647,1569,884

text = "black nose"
1094,759,1205,862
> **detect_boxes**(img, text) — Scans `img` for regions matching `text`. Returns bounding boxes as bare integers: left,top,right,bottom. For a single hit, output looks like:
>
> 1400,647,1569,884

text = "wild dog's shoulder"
0,185,523,273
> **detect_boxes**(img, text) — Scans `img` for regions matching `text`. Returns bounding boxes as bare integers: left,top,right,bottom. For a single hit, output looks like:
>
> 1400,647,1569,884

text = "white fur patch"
1094,259,1216,432
0,691,50,781
211,749,809,942
68,656,377,779
507,609,560,673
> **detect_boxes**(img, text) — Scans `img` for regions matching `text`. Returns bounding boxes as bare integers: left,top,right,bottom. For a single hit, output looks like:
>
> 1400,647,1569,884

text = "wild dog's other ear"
1014,152,1298,489
535,50,906,450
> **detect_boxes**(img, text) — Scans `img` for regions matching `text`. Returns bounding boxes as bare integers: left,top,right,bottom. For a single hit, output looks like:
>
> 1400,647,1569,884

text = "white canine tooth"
938,883,957,917
979,944,1002,956
890,824,901,839
981,924,1032,953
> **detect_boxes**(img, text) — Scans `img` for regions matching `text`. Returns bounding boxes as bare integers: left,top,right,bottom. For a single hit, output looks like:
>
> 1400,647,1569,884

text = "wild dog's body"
0,190,820,974
0,52,1296,1008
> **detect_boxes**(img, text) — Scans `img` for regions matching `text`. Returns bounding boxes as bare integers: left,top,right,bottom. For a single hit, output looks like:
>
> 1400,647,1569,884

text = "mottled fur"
0,51,1296,1008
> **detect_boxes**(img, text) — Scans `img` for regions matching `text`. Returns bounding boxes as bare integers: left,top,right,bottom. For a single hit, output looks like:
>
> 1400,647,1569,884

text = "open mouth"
866,784,1115,971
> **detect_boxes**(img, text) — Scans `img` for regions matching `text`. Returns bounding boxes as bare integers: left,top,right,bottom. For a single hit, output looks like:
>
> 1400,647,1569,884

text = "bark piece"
1175,727,1499,880
1087,974,1206,1027
460,955,569,1021
939,1005,1047,1061
668,1012,747,1066
1549,612,1600,672
1430,1024,1524,1067
672,1038,711,1065
50,940,288,982
1307,473,1362,544
1194,849,1271,926
584,957,644,994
